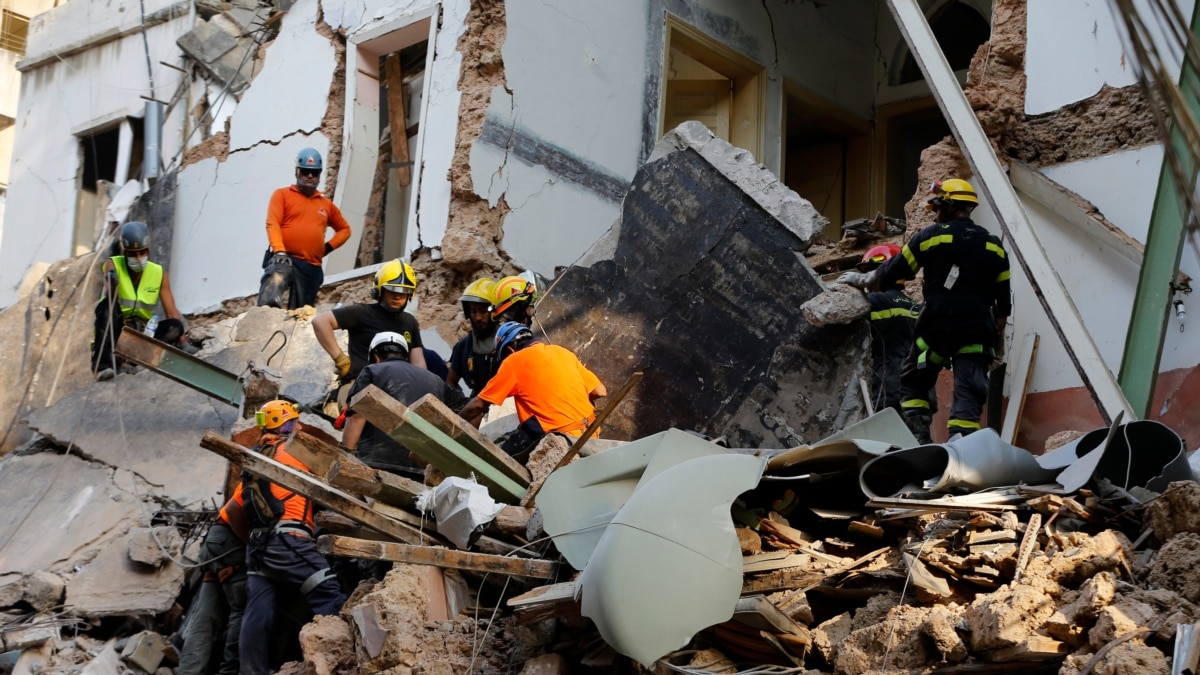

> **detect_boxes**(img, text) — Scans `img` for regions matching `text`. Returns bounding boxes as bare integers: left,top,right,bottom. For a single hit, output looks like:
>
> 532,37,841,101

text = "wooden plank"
286,430,354,479
376,472,427,510
350,385,526,503
198,431,427,545
507,582,581,625
409,394,530,485
490,506,533,540
984,636,1069,663
383,54,411,188
1001,332,1040,444
317,535,557,579
327,458,384,498
315,511,391,542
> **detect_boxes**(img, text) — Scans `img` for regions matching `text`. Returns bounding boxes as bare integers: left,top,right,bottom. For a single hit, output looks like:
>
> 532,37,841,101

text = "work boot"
95,368,115,382
906,414,933,446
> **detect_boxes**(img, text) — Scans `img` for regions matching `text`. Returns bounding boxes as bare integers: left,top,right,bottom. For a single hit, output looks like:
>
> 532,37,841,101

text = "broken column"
536,122,868,447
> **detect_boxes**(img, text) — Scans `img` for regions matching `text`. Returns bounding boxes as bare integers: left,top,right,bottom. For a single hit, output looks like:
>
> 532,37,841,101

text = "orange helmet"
256,400,300,430
858,243,902,271
490,275,537,321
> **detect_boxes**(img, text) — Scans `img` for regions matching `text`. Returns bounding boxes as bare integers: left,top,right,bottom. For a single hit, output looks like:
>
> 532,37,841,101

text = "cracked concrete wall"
0,7,190,308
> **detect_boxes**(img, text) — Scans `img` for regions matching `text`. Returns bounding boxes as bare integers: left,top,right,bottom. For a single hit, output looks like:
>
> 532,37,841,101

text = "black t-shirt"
448,333,500,397
331,303,424,381
347,358,467,475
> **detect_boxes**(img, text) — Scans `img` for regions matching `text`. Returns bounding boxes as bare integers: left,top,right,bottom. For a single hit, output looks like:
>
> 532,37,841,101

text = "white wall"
971,146,1200,397
1026,0,1194,115
0,8,189,307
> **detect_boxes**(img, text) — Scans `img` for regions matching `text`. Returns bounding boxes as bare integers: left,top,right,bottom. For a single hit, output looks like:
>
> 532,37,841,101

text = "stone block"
3,624,58,651
120,631,165,673
801,284,871,326
22,571,64,611
518,653,567,675
0,576,24,608
66,531,185,617
127,527,182,567
813,611,852,665
177,20,237,65
299,615,356,675
536,123,868,447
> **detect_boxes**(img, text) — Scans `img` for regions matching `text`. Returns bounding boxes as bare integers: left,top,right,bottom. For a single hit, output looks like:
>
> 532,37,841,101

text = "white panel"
1026,0,1194,114
228,0,335,151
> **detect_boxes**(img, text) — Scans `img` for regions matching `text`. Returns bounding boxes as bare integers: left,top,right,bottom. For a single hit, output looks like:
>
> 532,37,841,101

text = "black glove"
324,243,334,256
270,252,292,267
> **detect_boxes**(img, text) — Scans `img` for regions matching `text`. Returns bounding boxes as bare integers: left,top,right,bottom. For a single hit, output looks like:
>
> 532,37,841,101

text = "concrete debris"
800,283,872,327
120,630,166,673
65,529,185,616
538,122,868,448
127,526,183,567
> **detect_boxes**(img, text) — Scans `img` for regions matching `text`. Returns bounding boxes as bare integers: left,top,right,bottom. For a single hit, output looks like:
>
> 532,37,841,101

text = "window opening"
895,2,990,85
0,10,29,56
74,118,144,255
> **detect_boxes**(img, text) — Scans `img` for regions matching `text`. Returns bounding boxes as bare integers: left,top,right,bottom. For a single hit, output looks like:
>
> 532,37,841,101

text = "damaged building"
0,0,1198,672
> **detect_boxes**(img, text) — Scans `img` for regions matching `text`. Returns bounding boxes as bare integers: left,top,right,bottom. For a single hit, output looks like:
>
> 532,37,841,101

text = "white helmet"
369,331,409,358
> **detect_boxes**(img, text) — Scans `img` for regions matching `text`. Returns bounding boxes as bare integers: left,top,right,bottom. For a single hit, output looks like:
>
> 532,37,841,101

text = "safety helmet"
857,243,903,272
369,331,409,359
296,147,323,171
495,321,532,360
490,276,537,321
372,260,418,300
119,221,151,254
459,277,497,307
925,178,978,212
256,400,300,430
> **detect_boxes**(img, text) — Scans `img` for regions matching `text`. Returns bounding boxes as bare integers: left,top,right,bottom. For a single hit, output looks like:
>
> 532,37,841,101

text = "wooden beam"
285,430,353,479
409,395,530,485
1000,333,1039,445
384,54,412,188
350,385,526,503
315,511,391,542
198,431,427,545
318,535,557,579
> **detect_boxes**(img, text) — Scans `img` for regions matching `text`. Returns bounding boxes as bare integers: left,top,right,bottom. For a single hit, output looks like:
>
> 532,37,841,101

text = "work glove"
270,252,292,267
837,270,875,289
333,352,351,378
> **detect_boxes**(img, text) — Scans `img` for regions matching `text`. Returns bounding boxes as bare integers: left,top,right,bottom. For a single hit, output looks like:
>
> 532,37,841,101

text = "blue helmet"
495,321,532,360
296,147,323,170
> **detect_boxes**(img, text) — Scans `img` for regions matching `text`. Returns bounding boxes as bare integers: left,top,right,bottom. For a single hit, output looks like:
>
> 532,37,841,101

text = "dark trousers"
257,255,323,310
178,523,246,675
91,297,183,372
899,343,990,434
240,533,345,675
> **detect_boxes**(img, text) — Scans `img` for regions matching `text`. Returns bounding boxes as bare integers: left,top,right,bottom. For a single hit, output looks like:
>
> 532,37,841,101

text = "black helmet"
119,221,150,254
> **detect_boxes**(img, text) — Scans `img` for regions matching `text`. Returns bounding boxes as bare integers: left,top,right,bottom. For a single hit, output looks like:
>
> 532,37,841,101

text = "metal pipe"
144,100,162,182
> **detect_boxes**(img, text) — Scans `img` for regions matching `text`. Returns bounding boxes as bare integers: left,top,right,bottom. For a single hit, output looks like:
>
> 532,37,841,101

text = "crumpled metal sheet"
1038,417,1194,493
859,428,1057,499
538,429,728,570
577,453,766,666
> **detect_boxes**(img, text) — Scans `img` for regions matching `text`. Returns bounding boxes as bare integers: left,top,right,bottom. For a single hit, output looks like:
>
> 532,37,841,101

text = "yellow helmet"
256,400,300,430
926,178,979,211
490,275,537,320
459,277,497,307
373,260,417,299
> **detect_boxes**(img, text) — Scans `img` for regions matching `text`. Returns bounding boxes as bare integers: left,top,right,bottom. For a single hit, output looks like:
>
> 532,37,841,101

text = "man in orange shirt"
239,400,346,675
257,148,352,309
460,322,606,459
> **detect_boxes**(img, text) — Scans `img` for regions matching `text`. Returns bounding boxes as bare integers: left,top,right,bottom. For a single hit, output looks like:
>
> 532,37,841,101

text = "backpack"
241,439,294,530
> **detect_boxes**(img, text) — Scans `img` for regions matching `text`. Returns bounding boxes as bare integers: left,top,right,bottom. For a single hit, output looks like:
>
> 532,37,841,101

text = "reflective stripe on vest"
869,307,919,321
111,256,163,322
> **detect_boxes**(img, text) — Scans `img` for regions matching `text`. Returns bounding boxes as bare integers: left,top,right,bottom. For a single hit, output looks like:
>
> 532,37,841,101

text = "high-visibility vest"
109,256,163,322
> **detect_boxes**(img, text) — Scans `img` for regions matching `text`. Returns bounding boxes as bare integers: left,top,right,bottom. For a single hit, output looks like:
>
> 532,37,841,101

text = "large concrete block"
66,530,185,617
537,124,868,447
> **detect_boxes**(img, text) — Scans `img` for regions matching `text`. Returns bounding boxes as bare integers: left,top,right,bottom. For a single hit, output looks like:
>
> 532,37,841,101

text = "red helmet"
858,244,902,271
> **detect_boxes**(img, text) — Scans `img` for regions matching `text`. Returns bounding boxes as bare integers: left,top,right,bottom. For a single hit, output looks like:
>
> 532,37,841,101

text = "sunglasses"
298,168,321,177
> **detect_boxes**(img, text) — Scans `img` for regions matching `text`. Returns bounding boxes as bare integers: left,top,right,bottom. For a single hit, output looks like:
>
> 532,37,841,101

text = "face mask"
126,255,149,272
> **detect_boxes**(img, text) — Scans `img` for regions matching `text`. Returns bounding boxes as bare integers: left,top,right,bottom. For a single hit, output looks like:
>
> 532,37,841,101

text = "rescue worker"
839,178,1011,443
343,332,467,477
176,486,248,675
312,260,427,408
447,277,501,396
489,275,538,326
92,221,186,381
257,148,352,309
240,401,346,675
460,322,607,459
854,243,924,413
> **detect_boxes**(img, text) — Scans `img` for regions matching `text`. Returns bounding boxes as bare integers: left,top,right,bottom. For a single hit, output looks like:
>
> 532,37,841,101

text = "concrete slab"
65,530,185,617
0,254,104,454
537,123,870,447
177,20,237,65
0,453,144,578
26,370,234,508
